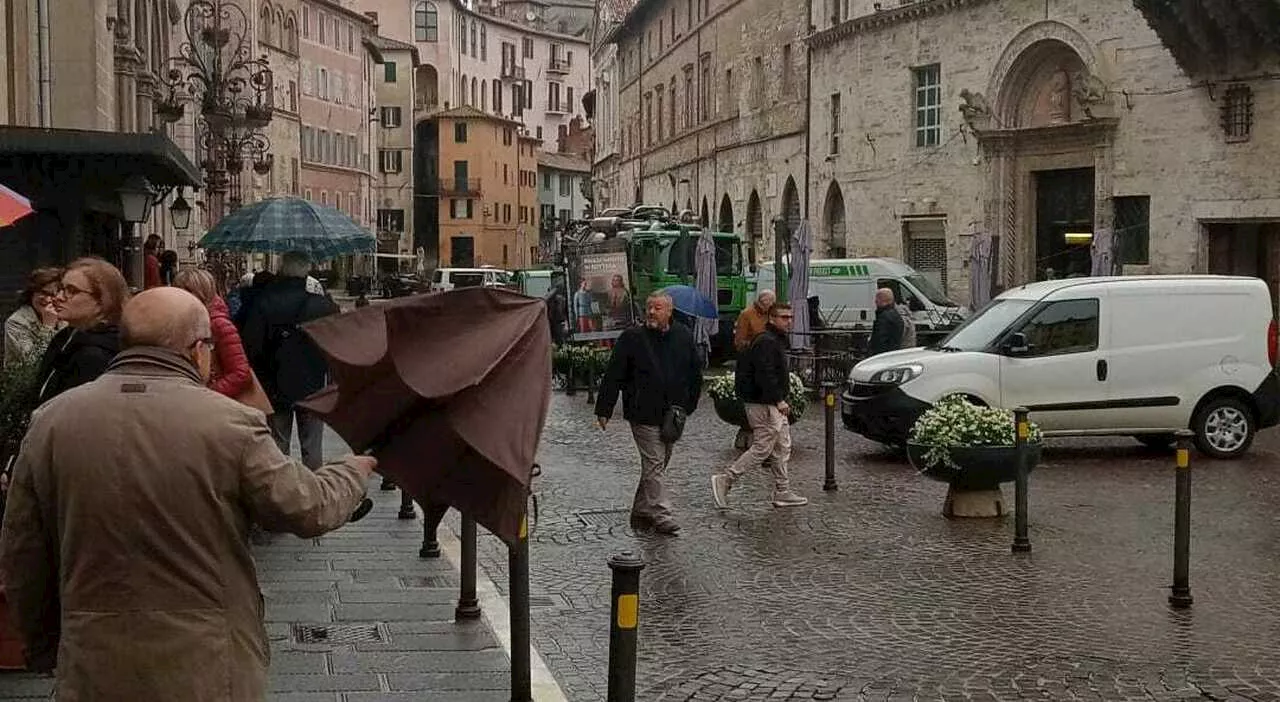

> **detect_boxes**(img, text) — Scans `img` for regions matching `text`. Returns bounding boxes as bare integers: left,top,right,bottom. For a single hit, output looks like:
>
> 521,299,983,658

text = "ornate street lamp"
154,0,274,286
169,188,193,230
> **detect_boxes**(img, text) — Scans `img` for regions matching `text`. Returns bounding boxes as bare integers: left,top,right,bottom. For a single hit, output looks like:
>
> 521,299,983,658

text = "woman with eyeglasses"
3,268,64,368
34,258,130,404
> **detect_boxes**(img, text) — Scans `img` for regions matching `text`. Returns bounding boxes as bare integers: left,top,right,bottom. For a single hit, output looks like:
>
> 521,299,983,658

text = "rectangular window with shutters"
559,174,570,197
902,218,948,291
522,37,533,58
379,149,402,173
723,68,733,114
384,62,397,83
454,122,468,143
751,57,763,108
288,81,297,111
781,44,793,97
381,106,401,128
290,158,299,194
1113,195,1151,266
699,54,710,121
567,87,574,113
377,209,405,232
318,12,326,43
450,199,474,219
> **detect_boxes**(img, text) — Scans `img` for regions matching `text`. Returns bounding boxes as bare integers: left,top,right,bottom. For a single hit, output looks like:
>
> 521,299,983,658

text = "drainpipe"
36,0,52,125
802,5,813,225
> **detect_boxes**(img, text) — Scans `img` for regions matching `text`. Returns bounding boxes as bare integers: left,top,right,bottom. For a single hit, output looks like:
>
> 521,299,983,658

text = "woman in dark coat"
34,258,130,403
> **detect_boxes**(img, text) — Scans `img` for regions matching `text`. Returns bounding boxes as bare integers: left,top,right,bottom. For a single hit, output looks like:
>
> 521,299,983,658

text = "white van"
430,267,515,292
755,257,968,331
842,276,1280,458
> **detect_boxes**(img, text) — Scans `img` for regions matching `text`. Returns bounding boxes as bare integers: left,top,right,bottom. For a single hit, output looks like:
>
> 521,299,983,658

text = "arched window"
284,13,297,53
481,79,488,111
479,25,486,61
414,2,438,42
470,21,477,57
275,9,284,47
258,1,272,46
470,77,477,106
459,74,467,105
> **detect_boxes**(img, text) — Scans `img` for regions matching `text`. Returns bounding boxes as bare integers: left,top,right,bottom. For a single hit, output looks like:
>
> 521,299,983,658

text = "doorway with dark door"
451,236,475,267
1206,221,1280,319
1034,168,1095,281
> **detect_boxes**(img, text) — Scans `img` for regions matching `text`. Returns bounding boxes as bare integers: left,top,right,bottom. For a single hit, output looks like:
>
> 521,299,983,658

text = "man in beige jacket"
0,287,375,701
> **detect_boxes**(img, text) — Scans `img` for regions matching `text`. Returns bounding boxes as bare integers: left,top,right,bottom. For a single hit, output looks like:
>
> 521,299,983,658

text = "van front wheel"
1192,397,1255,459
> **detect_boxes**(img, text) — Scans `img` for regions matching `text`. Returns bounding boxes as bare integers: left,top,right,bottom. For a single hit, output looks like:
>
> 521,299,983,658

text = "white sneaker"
771,490,809,508
711,473,732,508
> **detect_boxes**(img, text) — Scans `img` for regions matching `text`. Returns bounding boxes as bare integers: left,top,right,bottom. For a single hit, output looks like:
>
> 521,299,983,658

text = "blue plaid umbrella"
198,197,375,261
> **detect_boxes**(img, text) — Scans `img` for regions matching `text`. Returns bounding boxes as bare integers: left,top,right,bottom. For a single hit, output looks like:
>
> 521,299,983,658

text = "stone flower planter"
907,442,1041,518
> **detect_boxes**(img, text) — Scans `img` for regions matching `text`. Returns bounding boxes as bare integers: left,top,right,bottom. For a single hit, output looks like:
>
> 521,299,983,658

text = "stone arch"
822,181,847,257
258,0,272,46
781,176,800,236
415,65,437,108
718,194,733,232
134,0,149,58
746,190,763,253
284,12,297,53
470,77,477,107
480,79,487,111
149,0,165,73
459,73,467,105
988,21,1102,128
700,196,709,228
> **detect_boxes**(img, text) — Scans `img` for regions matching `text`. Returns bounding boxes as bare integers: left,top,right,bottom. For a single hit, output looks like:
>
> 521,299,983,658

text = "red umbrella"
0,185,33,227
299,287,551,545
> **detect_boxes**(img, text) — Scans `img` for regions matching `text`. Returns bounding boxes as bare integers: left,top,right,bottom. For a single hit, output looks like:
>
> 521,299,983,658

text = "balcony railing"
425,178,483,196
545,102,569,114
548,58,570,73
501,63,526,80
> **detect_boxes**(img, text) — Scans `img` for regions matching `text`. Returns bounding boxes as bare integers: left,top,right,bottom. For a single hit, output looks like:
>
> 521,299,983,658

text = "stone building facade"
807,0,1280,304
600,0,810,262
253,0,303,207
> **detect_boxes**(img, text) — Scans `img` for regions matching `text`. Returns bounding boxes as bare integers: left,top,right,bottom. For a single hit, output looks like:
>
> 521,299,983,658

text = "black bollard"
822,382,838,491
397,489,416,520
1012,407,1032,554
1169,431,1194,609
607,551,644,702
419,501,449,559
455,515,481,620
510,513,532,702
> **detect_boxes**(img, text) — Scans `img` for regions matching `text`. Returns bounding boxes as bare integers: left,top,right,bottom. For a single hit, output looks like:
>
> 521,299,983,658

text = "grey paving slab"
0,674,54,700
384,672,509,691
354,633,498,652
333,603,458,622
341,694,508,702
336,587,459,605
268,651,331,675
329,651,511,674
267,674,382,693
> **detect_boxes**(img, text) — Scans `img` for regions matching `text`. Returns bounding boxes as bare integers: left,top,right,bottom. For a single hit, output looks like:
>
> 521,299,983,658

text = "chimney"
363,11,379,34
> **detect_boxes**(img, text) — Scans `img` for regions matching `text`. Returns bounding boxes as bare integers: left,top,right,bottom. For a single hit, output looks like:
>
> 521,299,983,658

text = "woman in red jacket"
174,268,252,399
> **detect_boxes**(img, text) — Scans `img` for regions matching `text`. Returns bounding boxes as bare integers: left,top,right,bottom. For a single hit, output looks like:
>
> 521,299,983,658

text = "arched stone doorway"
981,22,1117,285
822,181,847,257
718,194,733,233
781,176,800,237
746,190,763,262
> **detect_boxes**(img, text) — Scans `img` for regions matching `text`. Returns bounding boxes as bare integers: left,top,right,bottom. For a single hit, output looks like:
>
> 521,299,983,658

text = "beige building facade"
253,0,303,206
370,35,419,272
807,0,1280,305
601,0,809,263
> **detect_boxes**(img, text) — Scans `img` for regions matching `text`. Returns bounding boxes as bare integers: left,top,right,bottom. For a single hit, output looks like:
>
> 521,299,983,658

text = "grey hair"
757,289,776,301
647,291,673,305
279,251,312,278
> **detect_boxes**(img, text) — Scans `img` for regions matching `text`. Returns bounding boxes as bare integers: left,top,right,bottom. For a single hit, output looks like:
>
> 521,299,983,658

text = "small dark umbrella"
299,288,552,544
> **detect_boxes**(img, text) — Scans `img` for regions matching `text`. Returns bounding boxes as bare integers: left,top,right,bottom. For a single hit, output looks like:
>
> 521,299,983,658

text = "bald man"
0,287,375,700
867,287,905,357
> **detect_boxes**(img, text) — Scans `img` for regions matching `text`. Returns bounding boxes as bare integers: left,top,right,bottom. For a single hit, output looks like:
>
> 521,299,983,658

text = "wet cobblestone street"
470,392,1280,701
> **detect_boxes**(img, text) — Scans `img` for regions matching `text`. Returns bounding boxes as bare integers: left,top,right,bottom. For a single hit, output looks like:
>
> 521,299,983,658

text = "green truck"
562,206,751,355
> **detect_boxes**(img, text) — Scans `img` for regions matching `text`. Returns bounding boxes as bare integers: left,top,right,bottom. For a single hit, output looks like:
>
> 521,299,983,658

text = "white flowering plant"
908,395,1042,470
551,344,611,384
705,372,808,416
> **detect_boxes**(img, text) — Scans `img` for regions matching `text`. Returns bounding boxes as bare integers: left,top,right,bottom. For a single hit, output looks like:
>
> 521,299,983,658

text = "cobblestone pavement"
466,392,1280,702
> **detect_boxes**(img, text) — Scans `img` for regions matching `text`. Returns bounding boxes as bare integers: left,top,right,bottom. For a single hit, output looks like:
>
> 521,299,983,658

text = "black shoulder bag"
639,332,686,444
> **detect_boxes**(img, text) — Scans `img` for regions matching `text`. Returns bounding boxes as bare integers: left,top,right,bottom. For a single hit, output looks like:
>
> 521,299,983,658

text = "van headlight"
869,365,924,385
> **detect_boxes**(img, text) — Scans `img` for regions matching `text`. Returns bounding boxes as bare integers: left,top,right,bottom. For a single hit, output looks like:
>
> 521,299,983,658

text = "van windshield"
936,299,1034,351
905,274,956,307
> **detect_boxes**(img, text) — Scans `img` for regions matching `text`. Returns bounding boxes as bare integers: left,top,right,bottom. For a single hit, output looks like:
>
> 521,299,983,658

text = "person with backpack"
241,252,339,470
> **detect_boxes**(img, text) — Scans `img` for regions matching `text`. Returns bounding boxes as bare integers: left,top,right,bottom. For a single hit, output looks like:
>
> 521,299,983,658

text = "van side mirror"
1003,332,1031,356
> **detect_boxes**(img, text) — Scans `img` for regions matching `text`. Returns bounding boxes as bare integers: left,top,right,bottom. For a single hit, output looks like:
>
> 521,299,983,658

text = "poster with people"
571,252,634,339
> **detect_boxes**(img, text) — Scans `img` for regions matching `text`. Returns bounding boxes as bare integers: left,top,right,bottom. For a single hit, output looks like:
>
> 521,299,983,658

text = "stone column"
135,69,157,133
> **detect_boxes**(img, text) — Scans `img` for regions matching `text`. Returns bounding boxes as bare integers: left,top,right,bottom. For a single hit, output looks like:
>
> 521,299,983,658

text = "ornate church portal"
964,22,1118,287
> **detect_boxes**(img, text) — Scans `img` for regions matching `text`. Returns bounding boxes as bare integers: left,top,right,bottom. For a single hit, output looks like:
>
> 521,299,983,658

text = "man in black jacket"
711,303,808,509
867,288,905,357
241,252,340,470
595,291,702,535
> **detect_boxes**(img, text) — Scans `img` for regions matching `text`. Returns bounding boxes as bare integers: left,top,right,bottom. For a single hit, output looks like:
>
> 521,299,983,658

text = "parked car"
842,276,1280,458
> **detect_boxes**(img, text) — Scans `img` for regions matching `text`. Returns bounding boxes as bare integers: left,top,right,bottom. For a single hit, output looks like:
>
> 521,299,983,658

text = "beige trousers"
727,403,791,492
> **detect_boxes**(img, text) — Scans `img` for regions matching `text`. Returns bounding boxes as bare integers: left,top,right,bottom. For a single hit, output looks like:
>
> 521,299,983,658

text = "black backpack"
266,294,331,407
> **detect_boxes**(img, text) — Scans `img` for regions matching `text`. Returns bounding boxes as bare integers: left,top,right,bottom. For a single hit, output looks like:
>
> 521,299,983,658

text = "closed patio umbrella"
969,231,993,309
694,228,718,353
788,221,813,349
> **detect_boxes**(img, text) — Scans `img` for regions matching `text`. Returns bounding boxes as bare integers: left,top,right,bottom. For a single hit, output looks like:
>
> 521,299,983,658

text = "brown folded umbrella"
299,287,551,545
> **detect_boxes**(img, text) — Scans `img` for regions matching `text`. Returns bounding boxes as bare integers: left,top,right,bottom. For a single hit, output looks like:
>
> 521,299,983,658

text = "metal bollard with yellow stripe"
822,382,838,491
510,512,532,701
1012,407,1032,553
607,551,645,702
1170,431,1194,608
